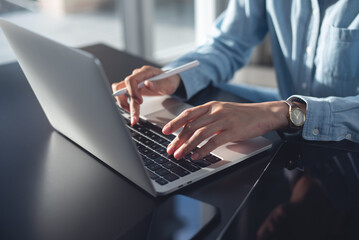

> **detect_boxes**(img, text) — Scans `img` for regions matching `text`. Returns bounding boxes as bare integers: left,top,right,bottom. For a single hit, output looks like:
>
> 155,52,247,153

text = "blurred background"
0,0,276,88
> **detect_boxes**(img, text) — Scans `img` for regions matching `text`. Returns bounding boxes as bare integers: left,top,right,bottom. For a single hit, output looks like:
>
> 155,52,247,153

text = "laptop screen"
220,141,359,240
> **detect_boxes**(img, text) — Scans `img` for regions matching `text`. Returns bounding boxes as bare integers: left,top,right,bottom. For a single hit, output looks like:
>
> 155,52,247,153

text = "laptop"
0,19,272,197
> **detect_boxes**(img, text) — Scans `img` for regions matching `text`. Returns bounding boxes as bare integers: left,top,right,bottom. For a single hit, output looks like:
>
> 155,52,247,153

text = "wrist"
171,75,188,99
264,101,290,131
169,74,182,94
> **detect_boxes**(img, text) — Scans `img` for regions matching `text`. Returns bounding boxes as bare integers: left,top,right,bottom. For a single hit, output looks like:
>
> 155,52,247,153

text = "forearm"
165,0,268,100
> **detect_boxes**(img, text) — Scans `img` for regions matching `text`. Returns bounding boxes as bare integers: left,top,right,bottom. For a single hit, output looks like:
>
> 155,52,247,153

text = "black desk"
220,141,359,239
1,44,357,240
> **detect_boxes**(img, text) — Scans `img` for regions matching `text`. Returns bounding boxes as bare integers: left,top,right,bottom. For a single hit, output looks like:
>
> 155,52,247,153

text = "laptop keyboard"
120,109,222,186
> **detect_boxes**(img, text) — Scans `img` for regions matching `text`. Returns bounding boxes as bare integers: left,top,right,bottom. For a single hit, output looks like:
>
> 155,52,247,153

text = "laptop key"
204,155,222,164
133,124,145,132
179,161,201,172
148,142,161,150
162,140,171,147
171,166,190,177
163,173,179,182
173,158,186,165
153,156,168,164
142,130,152,136
133,134,145,142
152,137,171,147
148,152,160,160
155,147,167,155
129,129,138,138
155,168,170,176
139,147,153,155
142,157,154,166
162,161,177,169
191,159,211,168
165,154,178,162
145,123,175,140
147,132,159,140
155,178,168,185
147,170,159,180
136,143,146,152
147,163,161,171
149,134,168,145
143,121,162,133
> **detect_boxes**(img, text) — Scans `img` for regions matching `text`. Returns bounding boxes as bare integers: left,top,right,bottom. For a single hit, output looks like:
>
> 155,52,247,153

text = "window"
120,0,228,64
0,0,122,64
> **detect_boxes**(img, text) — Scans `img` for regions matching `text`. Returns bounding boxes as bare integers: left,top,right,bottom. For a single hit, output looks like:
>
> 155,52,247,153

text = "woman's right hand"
112,65,181,126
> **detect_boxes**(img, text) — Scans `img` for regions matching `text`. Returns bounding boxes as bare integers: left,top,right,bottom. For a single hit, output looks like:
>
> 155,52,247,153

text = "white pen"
112,60,200,97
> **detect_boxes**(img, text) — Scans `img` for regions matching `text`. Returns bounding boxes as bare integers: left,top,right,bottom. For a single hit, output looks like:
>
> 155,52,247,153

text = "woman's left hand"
162,101,288,160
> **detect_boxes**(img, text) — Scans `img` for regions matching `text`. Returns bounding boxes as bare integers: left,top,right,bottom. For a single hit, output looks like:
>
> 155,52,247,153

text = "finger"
124,75,144,125
125,76,143,104
130,96,140,126
118,94,130,112
128,66,162,95
141,80,159,95
125,66,162,103
125,67,163,121
191,132,230,160
139,80,158,96
123,66,163,124
111,81,126,92
112,82,129,111
167,113,216,155
141,80,171,96
162,105,210,135
173,122,224,159
132,68,141,74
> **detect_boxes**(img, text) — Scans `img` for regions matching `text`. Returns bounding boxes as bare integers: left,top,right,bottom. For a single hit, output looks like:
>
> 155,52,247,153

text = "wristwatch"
281,99,306,132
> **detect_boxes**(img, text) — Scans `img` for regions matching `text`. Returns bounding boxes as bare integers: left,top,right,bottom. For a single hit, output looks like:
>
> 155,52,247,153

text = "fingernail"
174,148,183,159
131,115,137,126
167,144,175,155
145,80,153,88
191,153,199,160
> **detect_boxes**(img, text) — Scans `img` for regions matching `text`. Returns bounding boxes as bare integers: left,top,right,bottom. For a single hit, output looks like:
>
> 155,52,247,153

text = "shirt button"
345,134,352,140
302,82,307,89
313,128,319,136
306,46,312,54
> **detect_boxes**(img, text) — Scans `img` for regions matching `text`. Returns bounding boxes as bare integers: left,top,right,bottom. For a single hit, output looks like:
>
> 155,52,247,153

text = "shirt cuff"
288,95,333,141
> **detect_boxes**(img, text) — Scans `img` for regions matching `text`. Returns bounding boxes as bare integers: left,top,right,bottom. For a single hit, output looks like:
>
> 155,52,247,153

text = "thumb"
142,79,169,96
144,80,157,92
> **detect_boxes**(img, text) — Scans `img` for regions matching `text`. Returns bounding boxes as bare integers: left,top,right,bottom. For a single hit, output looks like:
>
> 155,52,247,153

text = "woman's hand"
162,101,288,160
112,65,181,125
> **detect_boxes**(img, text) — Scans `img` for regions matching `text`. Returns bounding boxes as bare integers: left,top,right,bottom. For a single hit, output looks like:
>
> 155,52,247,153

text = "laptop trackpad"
142,96,191,129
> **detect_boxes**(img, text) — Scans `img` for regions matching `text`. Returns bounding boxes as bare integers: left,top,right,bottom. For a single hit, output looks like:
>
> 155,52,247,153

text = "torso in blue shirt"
166,0,359,142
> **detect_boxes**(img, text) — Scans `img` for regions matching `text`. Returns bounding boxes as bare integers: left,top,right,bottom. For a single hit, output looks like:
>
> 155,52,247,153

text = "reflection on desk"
220,141,359,240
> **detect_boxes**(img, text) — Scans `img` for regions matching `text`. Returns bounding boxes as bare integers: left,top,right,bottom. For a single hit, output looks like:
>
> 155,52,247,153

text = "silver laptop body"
0,19,271,197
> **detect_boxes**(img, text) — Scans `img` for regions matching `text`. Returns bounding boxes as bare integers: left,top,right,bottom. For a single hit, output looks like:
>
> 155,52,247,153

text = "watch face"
290,109,305,126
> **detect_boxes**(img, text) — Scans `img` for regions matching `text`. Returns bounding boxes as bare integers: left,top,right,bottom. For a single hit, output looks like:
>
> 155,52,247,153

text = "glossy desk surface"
220,141,359,240
0,44,358,239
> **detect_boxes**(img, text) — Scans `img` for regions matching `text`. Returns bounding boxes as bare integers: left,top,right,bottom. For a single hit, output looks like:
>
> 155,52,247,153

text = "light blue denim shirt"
165,0,359,143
